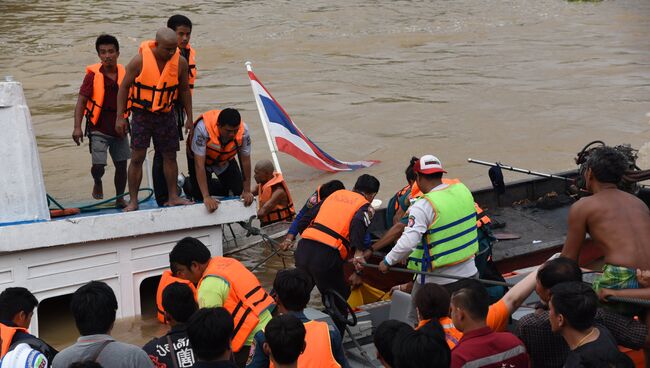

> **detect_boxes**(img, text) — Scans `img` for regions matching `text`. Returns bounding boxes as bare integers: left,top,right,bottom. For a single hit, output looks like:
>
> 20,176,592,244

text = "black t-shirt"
564,328,634,368
142,325,196,368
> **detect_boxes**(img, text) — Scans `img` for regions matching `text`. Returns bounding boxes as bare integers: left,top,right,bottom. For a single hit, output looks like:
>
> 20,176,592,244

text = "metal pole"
360,263,514,288
246,61,283,174
467,158,572,181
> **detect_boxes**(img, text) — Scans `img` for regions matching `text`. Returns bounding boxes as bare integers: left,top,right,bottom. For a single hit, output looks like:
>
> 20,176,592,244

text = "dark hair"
264,314,306,365
95,34,119,53
414,283,450,320
70,362,104,368
187,307,234,361
273,268,313,311
538,257,582,289
167,14,192,30
586,146,628,184
392,329,450,368
451,279,489,320
373,320,412,366
162,282,198,323
170,237,211,274
405,157,418,183
417,172,444,181
353,174,380,194
70,281,118,335
0,287,38,321
550,281,598,331
217,108,242,127
318,180,345,200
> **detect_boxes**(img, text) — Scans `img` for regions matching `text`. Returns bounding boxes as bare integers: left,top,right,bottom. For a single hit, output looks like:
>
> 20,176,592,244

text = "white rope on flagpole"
246,61,283,174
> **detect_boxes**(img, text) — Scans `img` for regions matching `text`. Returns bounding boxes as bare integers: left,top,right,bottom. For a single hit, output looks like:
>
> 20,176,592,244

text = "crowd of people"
3,9,649,368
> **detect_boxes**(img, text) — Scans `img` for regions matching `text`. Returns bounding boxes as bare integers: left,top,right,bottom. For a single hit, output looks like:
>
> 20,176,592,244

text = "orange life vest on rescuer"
258,173,296,226
0,323,27,358
155,270,198,324
194,110,245,166
409,180,491,228
184,45,197,93
415,317,462,350
84,63,125,125
128,40,180,113
270,320,340,368
301,190,368,260
197,257,273,352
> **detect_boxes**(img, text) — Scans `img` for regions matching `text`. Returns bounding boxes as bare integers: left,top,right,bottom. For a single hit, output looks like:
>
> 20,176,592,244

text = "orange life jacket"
128,40,180,113
197,257,273,352
84,63,125,125
270,320,340,368
195,110,245,166
410,179,491,228
301,190,368,260
258,173,296,226
155,270,198,324
0,323,27,358
416,318,462,349
183,45,197,93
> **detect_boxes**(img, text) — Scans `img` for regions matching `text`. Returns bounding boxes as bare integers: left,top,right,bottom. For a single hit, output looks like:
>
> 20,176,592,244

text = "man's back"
580,190,650,269
451,327,528,368
52,335,153,368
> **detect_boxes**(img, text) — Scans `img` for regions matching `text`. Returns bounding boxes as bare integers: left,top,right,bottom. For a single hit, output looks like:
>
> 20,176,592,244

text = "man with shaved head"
252,159,295,226
116,28,193,211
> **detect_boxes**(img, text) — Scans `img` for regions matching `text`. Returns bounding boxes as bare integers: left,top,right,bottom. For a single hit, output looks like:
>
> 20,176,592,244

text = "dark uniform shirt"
143,324,196,368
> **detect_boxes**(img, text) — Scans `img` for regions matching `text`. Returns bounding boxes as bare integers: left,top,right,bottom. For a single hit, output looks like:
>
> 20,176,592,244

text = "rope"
47,188,155,212
360,263,514,288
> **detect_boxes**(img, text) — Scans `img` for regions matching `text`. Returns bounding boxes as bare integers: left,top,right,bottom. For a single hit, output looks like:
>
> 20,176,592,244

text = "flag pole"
246,61,283,174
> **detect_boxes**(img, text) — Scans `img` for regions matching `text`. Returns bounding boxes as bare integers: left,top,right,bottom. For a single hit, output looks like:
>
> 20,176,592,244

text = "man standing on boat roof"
561,146,650,317
115,28,193,212
377,155,479,324
186,108,254,212
294,174,380,334
73,34,130,208
152,14,198,206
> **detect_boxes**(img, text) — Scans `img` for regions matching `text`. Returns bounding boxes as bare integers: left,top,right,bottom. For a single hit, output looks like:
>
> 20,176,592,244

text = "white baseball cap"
414,155,446,175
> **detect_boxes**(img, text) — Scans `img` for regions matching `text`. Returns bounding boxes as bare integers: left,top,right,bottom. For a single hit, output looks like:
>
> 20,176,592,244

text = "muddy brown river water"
1,0,649,349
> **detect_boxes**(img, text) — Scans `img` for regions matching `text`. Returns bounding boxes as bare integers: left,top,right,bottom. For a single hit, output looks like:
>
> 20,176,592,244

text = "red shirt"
79,66,119,137
451,326,529,368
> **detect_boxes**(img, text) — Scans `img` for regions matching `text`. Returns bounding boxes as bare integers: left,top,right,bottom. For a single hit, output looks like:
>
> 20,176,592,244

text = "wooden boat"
354,169,650,293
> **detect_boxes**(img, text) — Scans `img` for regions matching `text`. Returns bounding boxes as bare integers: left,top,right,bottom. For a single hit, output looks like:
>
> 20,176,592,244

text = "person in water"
73,34,130,207
252,160,295,226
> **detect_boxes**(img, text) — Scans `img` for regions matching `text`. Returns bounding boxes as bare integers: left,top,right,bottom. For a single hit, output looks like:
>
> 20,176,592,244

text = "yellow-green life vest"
406,183,479,275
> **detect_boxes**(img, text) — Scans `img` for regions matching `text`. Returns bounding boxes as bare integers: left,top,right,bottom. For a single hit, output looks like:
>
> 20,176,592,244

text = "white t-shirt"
384,183,478,284
191,119,251,175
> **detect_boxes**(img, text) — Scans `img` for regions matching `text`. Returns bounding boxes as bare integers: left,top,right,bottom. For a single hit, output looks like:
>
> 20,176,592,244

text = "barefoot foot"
164,197,194,207
92,181,103,200
115,197,128,209
122,201,139,212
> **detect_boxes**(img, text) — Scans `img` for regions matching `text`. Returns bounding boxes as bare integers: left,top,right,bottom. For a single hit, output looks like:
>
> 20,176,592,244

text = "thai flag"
247,65,379,172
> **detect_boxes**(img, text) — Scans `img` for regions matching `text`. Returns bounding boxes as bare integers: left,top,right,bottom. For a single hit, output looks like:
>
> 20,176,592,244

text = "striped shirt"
451,327,529,368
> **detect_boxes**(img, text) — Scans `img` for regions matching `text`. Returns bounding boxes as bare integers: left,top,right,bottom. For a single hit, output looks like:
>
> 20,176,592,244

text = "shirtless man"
116,28,193,211
561,146,650,309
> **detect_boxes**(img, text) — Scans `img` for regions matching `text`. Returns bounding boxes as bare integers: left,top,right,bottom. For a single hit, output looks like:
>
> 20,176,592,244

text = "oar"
360,263,514,288
238,217,289,269
467,158,573,182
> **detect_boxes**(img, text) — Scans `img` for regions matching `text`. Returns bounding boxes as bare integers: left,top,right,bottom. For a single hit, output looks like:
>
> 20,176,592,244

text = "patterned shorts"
130,108,179,153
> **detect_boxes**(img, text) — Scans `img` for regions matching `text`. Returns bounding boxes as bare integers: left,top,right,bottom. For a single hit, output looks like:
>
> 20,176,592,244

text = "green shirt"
198,276,273,346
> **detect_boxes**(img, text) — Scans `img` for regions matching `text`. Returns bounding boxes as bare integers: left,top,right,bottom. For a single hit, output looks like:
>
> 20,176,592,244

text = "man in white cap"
377,155,479,324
